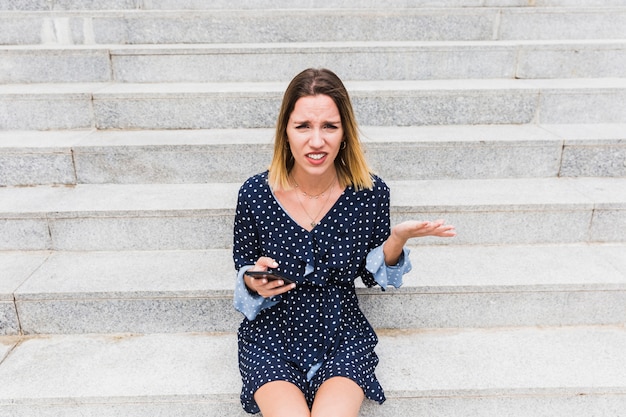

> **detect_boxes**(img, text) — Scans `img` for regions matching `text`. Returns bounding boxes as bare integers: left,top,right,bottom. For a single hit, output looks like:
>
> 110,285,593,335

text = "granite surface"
0,327,624,416
8,244,626,333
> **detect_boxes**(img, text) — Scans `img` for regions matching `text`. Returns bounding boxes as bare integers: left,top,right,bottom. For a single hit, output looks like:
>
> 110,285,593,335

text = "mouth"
307,153,326,160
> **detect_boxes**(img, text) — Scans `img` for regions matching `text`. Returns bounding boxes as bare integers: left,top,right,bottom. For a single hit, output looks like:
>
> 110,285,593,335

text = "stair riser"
1,205,624,251
3,89,626,130
3,10,626,45
0,0,139,10
361,290,626,329
0,153,76,186
0,12,495,45
12,288,626,335
4,43,626,83
2,0,599,11
5,243,625,335
72,142,563,183
0,303,19,335
0,219,52,251
561,144,626,177
0,141,565,186
0,50,112,83
0,95,92,130
15,297,235,335
4,138,626,186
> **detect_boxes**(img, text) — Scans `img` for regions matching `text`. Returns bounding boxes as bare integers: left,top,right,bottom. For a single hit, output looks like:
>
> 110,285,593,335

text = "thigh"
254,380,310,417
311,376,364,417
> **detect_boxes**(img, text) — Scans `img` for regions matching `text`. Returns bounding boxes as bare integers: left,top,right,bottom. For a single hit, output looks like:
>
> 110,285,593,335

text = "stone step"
2,124,626,186
5,0,626,11
2,78,626,130
4,40,626,83
2,243,625,335
1,178,624,252
2,7,626,45
1,326,625,416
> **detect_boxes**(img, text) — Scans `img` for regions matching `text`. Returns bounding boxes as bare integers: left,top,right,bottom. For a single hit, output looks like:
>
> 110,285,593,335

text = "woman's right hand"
244,257,296,298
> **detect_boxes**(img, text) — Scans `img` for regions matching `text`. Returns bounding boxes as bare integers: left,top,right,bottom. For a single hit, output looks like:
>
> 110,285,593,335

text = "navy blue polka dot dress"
233,171,411,414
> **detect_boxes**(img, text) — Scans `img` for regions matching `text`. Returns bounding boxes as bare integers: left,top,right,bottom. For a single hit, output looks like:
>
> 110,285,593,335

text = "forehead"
289,95,340,121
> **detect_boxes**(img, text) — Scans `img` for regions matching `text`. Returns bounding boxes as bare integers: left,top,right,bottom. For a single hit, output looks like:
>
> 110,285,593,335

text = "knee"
254,381,311,417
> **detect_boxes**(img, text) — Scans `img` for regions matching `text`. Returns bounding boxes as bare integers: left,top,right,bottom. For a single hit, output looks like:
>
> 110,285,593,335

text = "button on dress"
233,171,411,414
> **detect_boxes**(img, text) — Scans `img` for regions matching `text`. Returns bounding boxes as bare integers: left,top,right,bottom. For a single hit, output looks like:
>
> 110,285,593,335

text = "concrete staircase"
1,1,626,416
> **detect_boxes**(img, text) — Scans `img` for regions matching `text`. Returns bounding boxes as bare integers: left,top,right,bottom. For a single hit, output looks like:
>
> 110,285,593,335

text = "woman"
233,68,455,416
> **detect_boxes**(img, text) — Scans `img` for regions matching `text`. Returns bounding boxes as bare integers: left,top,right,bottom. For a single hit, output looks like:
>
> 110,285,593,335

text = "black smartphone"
246,270,295,286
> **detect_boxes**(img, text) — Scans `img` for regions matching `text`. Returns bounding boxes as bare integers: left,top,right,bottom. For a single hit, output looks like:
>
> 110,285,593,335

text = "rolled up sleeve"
365,245,412,290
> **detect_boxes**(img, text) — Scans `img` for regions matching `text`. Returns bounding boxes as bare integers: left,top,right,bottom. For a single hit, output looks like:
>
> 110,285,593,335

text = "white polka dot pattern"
232,171,412,413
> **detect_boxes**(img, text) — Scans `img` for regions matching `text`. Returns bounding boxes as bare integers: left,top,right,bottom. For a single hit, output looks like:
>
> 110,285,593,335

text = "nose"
310,127,324,147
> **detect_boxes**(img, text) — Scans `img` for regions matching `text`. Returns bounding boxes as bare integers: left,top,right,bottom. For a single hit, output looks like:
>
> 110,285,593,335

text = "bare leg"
311,376,364,417
254,380,311,417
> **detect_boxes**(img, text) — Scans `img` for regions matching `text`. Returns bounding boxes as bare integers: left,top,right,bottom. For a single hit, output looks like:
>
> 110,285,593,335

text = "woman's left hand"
384,219,456,265
392,219,456,241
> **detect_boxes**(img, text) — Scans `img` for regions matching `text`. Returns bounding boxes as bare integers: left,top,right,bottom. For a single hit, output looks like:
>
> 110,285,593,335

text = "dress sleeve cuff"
365,245,412,290
233,265,281,321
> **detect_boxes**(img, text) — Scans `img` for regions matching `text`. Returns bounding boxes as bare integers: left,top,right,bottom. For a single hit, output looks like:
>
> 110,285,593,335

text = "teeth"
308,153,325,160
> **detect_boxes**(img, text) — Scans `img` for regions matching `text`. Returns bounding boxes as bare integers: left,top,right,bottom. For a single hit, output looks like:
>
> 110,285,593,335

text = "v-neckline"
271,184,348,233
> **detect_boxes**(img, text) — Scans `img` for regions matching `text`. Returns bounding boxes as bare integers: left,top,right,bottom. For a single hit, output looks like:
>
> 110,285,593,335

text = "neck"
290,171,337,197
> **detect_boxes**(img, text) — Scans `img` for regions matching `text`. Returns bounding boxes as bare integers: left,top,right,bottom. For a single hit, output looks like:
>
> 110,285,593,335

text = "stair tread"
0,326,624,404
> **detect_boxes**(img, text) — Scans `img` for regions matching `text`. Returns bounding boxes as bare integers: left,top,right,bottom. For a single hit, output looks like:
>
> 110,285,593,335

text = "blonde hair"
268,68,374,191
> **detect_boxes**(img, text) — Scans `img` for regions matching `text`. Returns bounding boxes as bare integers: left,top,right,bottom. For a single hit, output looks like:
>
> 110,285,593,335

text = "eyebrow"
291,119,342,124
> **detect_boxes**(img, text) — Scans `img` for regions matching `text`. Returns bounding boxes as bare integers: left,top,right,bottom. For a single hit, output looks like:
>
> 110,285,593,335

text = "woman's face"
286,94,344,179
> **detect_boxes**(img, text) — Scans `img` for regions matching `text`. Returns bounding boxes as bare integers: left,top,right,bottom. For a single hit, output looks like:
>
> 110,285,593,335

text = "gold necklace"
292,177,336,228
292,176,335,199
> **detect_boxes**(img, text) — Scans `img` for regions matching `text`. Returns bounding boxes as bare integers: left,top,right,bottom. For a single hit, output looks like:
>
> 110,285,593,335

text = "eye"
324,124,338,130
295,123,309,130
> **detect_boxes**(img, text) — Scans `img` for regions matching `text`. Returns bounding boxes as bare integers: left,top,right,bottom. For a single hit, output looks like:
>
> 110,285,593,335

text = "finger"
433,223,452,230
277,284,296,294
267,279,289,290
412,221,430,231
246,276,267,292
437,226,457,237
255,257,279,269
258,282,296,298
255,278,288,292
422,221,441,232
273,282,296,294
